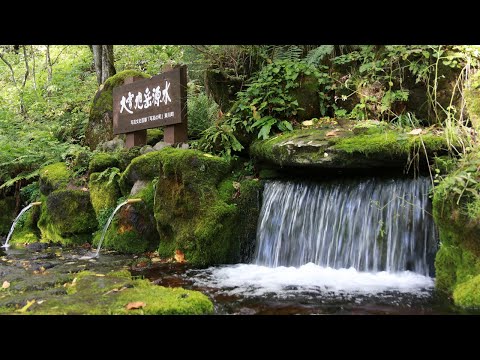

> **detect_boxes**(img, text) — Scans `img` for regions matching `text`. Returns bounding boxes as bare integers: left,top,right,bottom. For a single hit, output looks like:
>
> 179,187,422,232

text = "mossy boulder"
433,151,480,307
464,69,480,129
118,151,165,196
453,274,480,309
152,147,261,266
92,182,159,254
84,70,150,150
0,196,16,235
39,162,72,196
89,170,122,217
12,270,213,315
117,146,142,172
88,153,120,174
250,122,449,172
37,190,98,245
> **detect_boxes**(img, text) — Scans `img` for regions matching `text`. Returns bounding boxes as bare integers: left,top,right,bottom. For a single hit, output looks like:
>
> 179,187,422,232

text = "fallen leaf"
302,120,314,126
151,257,162,263
326,130,338,137
16,299,36,313
408,128,423,135
174,249,186,263
95,274,105,277
126,301,146,310
232,181,241,190
2,281,10,289
37,300,45,305
81,187,88,192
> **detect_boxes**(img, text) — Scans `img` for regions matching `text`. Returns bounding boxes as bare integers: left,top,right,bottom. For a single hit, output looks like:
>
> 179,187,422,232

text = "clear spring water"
190,177,439,302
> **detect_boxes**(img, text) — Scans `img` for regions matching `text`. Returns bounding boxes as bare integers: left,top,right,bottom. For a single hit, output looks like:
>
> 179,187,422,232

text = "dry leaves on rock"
126,301,146,310
174,249,185,263
2,281,10,289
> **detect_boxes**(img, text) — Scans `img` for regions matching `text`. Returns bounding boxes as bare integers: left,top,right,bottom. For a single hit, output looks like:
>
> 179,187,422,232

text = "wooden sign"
113,66,187,140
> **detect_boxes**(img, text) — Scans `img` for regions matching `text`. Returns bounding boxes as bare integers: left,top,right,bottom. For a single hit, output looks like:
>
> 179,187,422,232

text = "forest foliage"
1,45,480,201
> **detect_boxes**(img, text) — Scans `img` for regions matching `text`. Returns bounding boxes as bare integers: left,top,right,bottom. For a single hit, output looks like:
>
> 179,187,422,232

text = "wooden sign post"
113,65,188,148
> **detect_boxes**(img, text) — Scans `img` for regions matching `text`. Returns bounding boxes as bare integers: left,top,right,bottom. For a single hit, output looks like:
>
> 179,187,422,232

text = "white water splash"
192,263,434,297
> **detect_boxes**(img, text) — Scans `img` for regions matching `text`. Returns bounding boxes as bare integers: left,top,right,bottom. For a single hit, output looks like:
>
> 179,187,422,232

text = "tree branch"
0,50,17,86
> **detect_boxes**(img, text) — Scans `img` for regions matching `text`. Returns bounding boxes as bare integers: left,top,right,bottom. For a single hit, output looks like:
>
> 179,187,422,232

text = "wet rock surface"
0,244,213,315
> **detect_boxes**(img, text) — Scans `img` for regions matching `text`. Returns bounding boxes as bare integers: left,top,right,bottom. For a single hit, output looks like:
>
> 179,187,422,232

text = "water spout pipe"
127,198,142,204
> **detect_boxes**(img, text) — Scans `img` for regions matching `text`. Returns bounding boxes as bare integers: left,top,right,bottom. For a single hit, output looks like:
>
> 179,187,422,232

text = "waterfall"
254,177,437,276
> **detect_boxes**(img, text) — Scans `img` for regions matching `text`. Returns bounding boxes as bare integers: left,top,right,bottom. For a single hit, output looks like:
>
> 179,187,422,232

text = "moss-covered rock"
118,151,165,196
464,69,480,130
152,147,261,266
89,170,122,217
12,270,213,315
250,122,449,172
453,274,480,309
88,153,120,174
0,196,16,235
84,70,150,150
38,162,72,196
117,146,142,172
433,151,480,306
92,182,159,254
37,190,98,245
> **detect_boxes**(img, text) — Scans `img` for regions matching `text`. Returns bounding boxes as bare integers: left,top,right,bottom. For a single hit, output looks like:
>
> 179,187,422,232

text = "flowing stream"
179,177,440,312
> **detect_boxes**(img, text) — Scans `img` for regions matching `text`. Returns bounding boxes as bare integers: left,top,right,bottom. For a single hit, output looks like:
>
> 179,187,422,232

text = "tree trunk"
101,45,115,83
92,45,115,85
31,46,37,91
92,45,103,85
0,51,17,86
45,45,52,85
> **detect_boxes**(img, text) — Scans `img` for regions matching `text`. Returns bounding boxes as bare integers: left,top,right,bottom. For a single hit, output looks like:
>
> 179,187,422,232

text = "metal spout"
127,198,142,204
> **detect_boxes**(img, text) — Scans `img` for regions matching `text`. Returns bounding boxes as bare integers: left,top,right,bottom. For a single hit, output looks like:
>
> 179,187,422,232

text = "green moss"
0,196,16,235
250,126,448,169
154,149,260,266
332,131,446,156
453,274,480,308
116,146,142,171
85,70,150,150
120,147,231,195
38,162,72,195
147,128,164,146
433,152,480,306
31,270,213,315
92,182,159,254
37,190,98,246
88,153,120,173
464,70,480,130
89,170,121,217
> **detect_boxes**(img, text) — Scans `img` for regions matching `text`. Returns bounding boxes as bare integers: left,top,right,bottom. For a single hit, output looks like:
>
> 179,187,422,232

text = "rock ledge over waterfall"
250,120,450,171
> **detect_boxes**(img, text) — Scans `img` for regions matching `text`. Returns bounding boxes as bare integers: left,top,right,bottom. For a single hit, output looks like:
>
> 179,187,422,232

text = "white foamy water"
192,263,434,297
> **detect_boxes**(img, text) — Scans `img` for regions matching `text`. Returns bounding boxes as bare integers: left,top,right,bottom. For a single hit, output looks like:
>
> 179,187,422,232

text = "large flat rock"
250,121,449,170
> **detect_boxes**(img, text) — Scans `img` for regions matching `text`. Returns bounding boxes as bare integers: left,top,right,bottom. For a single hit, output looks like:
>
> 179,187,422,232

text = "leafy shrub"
187,92,219,139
